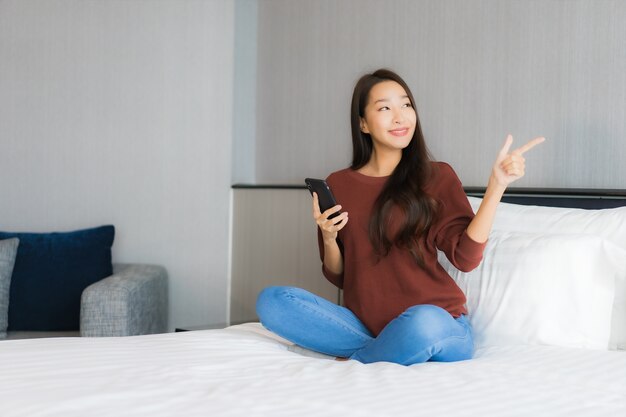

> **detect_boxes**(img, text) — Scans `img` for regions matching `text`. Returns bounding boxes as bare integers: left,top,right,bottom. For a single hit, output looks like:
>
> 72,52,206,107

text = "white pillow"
440,231,625,350
467,197,626,350
467,197,626,247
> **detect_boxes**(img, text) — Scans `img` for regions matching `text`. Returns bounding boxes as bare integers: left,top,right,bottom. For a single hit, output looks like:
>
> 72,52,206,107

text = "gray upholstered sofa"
5,263,168,340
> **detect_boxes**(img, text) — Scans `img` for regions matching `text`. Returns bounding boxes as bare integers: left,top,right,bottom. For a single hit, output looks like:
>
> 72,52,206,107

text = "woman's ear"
360,118,370,134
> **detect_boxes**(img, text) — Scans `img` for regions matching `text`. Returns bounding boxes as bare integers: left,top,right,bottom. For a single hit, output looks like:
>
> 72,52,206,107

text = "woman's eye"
378,106,390,111
403,103,413,108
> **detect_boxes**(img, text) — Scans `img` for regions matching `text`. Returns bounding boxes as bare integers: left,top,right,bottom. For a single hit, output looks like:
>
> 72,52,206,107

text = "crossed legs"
256,286,473,365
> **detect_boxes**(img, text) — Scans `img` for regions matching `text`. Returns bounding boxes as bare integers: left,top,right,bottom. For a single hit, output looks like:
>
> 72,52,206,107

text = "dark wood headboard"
464,187,626,210
232,184,626,210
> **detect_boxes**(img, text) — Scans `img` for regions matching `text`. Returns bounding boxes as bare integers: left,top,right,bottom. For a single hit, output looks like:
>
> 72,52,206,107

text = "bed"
1,189,626,417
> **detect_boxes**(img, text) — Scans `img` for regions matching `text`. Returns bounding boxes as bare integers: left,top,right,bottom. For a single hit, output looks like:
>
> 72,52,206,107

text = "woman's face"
360,80,417,153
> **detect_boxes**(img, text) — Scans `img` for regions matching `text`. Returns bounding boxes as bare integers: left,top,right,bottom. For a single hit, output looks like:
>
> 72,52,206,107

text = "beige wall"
250,0,626,189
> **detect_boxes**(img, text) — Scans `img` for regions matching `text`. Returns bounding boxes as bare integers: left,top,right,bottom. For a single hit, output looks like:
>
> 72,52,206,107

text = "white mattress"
1,323,624,417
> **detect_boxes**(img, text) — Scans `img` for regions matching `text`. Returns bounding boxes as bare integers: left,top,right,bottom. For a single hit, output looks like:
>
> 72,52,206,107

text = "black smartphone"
304,178,341,219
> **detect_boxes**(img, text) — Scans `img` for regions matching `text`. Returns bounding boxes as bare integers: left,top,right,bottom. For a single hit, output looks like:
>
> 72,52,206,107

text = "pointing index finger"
514,136,545,155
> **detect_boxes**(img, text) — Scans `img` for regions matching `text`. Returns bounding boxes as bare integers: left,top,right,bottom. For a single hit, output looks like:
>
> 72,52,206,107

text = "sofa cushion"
0,226,114,331
0,238,20,339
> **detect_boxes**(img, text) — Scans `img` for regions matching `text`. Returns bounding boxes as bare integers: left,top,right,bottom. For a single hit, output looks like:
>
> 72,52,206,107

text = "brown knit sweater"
318,162,486,336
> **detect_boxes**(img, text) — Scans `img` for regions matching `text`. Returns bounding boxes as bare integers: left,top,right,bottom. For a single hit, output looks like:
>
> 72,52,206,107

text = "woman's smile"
389,127,410,137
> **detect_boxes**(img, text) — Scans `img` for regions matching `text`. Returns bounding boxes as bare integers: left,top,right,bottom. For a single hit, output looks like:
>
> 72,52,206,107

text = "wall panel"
254,0,626,189
230,188,339,323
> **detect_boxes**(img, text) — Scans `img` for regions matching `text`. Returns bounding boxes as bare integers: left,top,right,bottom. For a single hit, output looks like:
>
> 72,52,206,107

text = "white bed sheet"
1,323,624,417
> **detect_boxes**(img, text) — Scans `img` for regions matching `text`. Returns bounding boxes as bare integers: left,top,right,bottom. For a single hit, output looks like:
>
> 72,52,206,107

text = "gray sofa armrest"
80,263,168,337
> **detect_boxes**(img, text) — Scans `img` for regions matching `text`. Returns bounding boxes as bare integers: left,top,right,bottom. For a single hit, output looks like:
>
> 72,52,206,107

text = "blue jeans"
256,286,474,366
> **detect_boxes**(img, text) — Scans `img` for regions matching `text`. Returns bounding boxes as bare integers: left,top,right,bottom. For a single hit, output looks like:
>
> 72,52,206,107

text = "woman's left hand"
491,134,545,188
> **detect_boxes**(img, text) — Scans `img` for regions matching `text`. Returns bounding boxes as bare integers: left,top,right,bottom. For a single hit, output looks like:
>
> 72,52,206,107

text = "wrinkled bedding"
1,323,624,417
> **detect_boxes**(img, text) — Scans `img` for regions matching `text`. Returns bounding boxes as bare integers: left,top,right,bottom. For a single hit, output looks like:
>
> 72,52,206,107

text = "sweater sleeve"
432,163,487,272
317,228,344,289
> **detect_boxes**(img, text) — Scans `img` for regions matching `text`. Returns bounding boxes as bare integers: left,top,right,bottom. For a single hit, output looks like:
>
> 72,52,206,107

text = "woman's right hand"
312,192,349,243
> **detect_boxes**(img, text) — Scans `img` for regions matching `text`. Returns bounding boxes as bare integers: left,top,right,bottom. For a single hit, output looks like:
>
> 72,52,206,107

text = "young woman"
256,69,544,365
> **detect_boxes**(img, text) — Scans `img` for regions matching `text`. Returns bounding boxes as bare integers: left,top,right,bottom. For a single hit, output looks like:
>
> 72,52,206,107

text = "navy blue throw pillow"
0,225,114,331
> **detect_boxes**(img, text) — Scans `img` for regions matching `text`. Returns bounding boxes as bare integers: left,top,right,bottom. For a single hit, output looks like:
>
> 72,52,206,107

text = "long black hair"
350,69,438,266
